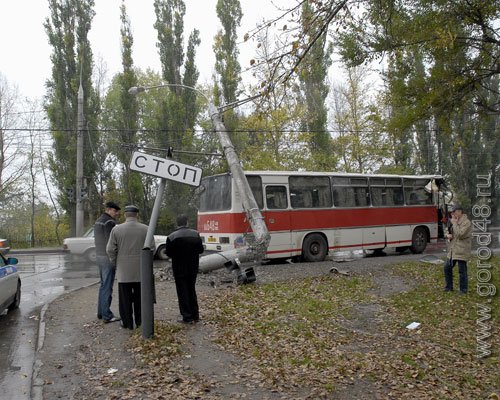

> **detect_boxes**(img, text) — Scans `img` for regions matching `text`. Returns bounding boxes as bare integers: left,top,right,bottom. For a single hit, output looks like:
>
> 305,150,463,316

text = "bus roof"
204,171,444,180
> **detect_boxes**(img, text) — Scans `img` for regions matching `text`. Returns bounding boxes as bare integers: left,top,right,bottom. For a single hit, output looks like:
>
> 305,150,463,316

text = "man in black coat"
165,214,204,324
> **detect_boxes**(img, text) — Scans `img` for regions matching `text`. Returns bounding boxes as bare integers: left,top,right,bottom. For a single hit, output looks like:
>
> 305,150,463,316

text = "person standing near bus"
444,204,472,294
94,201,121,323
107,205,154,329
165,214,204,324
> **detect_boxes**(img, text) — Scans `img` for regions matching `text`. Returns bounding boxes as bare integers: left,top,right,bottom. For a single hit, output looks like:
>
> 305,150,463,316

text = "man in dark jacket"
94,201,121,323
165,214,204,324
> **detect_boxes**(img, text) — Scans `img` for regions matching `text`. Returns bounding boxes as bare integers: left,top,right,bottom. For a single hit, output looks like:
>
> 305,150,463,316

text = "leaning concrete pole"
199,104,271,278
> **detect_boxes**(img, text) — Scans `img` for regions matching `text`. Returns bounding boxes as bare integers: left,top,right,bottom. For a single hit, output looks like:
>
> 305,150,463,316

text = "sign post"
131,151,202,339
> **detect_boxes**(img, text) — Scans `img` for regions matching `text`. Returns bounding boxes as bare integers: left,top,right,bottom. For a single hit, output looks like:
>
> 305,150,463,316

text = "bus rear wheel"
302,234,328,262
410,227,427,254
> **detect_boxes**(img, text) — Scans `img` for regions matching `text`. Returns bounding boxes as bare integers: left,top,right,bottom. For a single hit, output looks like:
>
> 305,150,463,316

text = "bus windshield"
199,174,265,211
199,174,232,212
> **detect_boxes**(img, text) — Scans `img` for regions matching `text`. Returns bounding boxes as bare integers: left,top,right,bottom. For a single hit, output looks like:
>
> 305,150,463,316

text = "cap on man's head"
451,204,463,212
124,205,139,213
105,201,121,211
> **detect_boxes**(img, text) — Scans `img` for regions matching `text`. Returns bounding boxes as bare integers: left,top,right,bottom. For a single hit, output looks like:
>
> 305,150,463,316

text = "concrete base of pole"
198,247,255,273
140,248,154,339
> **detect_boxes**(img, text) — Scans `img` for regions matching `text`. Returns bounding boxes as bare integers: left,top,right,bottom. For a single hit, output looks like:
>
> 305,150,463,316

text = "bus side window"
392,187,404,205
371,187,383,206
290,176,332,208
409,192,419,205
354,187,369,206
266,185,288,209
333,186,356,207
247,175,264,209
385,188,394,206
404,178,433,205
303,191,313,208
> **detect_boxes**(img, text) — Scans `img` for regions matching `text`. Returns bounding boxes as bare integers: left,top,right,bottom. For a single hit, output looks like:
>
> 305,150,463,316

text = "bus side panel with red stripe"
198,205,438,259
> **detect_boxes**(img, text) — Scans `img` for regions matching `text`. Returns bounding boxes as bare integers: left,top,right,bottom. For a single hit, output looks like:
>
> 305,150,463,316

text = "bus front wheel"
410,227,427,254
302,234,328,262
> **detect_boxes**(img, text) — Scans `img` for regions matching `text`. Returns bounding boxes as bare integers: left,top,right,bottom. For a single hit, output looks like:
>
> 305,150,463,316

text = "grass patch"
201,258,499,398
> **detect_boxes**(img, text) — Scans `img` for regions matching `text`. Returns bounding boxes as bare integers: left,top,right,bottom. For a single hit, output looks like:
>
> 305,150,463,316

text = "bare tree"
0,73,26,201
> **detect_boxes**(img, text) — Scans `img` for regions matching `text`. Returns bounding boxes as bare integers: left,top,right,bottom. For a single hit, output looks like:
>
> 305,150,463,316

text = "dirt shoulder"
33,251,447,399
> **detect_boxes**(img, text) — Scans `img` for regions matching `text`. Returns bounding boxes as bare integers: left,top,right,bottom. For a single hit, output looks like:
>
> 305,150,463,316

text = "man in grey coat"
106,205,155,329
444,204,472,294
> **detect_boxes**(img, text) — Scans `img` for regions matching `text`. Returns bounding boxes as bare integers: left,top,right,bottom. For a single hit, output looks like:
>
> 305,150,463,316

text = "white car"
0,253,21,314
63,228,168,262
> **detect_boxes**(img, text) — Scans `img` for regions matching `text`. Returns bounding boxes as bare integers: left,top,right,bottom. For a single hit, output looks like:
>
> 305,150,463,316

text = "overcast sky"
0,0,286,99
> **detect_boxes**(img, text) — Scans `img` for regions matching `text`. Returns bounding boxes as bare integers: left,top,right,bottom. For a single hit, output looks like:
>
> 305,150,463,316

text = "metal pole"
75,82,84,237
140,177,166,339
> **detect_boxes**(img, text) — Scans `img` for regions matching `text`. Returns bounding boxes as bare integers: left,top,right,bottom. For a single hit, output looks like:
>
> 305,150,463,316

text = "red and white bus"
197,171,446,262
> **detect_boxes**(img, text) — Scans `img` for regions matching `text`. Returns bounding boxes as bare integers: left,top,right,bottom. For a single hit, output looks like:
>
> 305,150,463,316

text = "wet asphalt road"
0,251,100,400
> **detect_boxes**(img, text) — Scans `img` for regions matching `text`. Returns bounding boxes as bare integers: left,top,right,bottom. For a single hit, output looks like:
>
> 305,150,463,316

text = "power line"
5,127,499,135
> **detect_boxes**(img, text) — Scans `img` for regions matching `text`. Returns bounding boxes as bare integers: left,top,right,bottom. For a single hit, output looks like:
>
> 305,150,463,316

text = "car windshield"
84,228,94,237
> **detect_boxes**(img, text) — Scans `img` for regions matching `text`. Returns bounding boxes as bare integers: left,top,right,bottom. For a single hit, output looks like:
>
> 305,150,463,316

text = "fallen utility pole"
198,104,270,281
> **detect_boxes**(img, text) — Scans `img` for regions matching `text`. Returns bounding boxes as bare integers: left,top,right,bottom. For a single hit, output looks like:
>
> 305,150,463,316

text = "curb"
31,280,99,400
11,248,67,255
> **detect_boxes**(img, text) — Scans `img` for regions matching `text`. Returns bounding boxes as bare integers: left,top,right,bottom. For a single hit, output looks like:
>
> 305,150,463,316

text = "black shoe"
119,321,134,329
103,316,121,323
459,291,467,295
177,318,195,324
443,288,453,292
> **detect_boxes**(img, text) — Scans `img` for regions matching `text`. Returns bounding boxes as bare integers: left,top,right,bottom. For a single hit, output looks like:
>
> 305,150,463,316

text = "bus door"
362,225,386,250
264,185,292,258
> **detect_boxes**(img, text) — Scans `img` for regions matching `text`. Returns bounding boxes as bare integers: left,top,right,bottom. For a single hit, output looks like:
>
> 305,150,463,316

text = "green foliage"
297,1,333,170
153,0,186,86
149,0,202,231
238,104,315,171
0,201,69,247
214,0,242,105
44,0,100,234
100,3,143,210
330,66,389,173
332,0,499,209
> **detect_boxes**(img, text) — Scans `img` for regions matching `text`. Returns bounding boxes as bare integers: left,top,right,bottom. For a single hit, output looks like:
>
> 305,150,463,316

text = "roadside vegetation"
125,257,498,399
2,0,498,244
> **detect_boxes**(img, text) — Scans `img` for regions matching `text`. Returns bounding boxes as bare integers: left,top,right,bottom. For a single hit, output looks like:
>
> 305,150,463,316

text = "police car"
0,253,21,314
